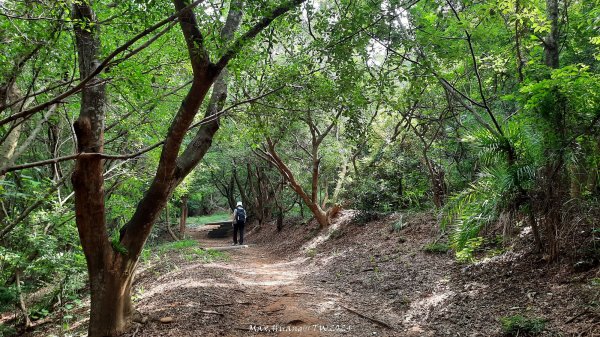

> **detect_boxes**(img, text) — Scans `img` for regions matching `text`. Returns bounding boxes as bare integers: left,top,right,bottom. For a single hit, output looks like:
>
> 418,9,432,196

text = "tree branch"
0,0,206,127
215,0,307,70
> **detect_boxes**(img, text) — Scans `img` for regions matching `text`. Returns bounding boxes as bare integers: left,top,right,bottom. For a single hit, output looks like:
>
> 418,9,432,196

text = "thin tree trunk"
515,0,525,82
311,148,319,203
234,165,253,217
165,201,179,241
331,156,348,203
15,270,32,329
179,195,188,237
544,0,560,68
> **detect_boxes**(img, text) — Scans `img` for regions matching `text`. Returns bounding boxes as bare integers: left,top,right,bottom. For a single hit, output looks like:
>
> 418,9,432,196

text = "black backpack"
235,207,246,224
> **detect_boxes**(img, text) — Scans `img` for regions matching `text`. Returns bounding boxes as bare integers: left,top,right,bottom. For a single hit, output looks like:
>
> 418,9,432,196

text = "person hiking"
232,201,246,245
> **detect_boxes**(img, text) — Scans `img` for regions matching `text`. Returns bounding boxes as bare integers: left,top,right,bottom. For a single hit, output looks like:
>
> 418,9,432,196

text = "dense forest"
1,0,599,336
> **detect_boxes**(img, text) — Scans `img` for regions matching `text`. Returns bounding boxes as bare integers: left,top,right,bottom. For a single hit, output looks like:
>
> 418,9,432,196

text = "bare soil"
18,211,600,336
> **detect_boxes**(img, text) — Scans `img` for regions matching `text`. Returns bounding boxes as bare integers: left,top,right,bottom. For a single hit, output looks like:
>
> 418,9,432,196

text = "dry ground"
122,211,599,337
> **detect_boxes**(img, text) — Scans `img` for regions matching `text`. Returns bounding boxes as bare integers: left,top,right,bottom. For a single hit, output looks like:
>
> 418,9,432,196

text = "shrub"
328,229,342,240
500,315,546,336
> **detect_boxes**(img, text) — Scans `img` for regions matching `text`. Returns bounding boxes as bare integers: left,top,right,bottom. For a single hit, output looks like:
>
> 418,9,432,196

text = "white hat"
236,201,243,207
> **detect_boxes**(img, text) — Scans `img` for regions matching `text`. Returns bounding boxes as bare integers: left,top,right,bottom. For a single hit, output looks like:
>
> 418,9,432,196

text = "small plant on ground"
328,229,342,240
391,215,408,233
306,248,317,258
500,315,546,336
352,210,382,225
423,242,450,254
455,237,484,262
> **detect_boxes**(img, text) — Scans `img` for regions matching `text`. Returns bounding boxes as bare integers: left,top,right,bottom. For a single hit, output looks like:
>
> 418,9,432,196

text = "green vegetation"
500,315,547,336
0,324,16,337
306,248,317,258
140,239,228,263
422,242,450,254
187,213,231,227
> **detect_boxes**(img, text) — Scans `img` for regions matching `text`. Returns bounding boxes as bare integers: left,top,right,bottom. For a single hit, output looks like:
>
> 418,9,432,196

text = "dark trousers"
233,222,245,245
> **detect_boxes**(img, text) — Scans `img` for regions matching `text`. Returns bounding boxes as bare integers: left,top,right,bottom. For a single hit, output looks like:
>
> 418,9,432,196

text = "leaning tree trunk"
262,138,330,228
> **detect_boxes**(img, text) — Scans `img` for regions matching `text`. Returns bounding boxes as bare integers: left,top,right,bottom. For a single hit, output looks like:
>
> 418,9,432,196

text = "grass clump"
422,242,450,254
328,229,342,240
306,248,317,258
500,315,546,336
157,239,197,253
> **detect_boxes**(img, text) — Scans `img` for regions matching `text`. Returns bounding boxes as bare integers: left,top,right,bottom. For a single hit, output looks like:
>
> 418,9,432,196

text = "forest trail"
126,223,402,337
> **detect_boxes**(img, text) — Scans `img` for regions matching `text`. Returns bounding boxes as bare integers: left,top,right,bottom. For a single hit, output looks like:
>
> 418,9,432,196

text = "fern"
443,123,537,258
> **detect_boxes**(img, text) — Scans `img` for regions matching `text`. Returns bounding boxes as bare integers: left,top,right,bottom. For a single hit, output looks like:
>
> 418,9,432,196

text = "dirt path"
126,225,397,337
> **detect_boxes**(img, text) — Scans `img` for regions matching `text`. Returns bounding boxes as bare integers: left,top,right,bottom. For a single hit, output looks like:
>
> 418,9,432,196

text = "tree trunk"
264,138,330,228
87,259,135,337
541,0,562,260
234,164,254,220
514,0,525,82
68,1,302,335
331,156,348,203
15,270,32,329
179,195,188,237
165,201,179,241
0,86,23,170
311,148,319,203
276,211,284,231
70,3,123,335
544,0,560,68
227,173,236,210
